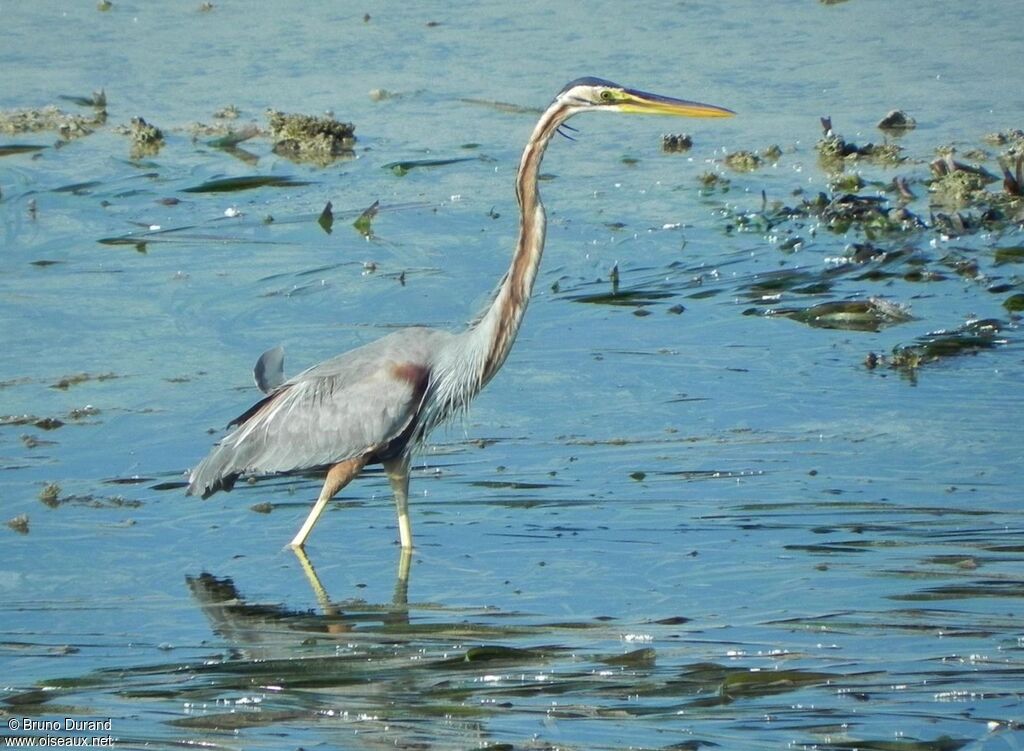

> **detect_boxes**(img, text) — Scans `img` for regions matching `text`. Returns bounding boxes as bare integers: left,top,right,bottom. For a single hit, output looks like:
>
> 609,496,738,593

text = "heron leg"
289,456,367,549
291,545,333,612
382,454,413,549
386,547,412,627
395,547,412,597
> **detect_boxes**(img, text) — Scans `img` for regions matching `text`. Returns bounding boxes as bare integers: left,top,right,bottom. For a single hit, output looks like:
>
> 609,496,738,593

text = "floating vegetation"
0,144,47,157
169,709,305,731
1003,293,1024,312
601,646,656,666
96,235,149,252
50,372,119,390
382,156,479,176
734,191,912,241
352,199,380,237
795,736,971,751
1,404,99,430
58,90,107,109
822,193,923,234
866,318,1007,373
461,644,550,663
187,111,260,163
317,201,333,234
1,415,62,430
200,124,259,148
37,482,140,510
181,175,311,193
697,109,1023,370
21,434,56,449
569,286,676,308
266,109,355,164
692,663,842,701
754,297,913,332
67,405,101,420
458,97,544,116
739,189,925,240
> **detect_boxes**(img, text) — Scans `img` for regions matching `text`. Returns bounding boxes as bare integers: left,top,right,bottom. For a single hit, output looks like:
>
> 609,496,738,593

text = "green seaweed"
204,125,259,148
181,175,312,193
569,287,676,307
169,709,305,730
601,647,657,667
756,298,913,332
799,737,969,751
352,199,380,237
0,144,46,157
317,201,333,233
868,318,1007,374
1003,293,1024,312
383,156,479,176
993,245,1024,265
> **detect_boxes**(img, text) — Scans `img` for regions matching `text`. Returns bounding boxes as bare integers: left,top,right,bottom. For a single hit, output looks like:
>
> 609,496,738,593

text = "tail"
187,399,273,498
187,383,297,499
186,444,241,499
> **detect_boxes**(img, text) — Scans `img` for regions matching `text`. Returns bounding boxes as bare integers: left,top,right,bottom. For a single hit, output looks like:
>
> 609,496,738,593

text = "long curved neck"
423,98,576,432
469,99,572,387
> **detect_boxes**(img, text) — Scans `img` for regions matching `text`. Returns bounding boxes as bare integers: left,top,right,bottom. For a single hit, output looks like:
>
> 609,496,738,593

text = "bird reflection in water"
187,547,412,643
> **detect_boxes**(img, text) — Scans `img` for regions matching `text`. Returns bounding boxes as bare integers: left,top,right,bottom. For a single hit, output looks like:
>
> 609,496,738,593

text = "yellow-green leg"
289,456,367,549
383,454,413,549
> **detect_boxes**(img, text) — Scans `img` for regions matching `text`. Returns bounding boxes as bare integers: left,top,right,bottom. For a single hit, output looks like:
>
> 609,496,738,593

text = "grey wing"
188,330,445,498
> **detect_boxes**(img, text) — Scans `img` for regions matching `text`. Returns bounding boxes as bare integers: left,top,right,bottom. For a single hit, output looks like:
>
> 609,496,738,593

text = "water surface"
2,1,1022,749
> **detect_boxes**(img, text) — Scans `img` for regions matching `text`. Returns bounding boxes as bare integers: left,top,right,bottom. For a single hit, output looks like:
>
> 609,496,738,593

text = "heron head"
556,77,735,119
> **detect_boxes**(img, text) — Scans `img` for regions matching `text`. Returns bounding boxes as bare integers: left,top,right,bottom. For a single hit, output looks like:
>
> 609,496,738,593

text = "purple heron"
188,78,734,549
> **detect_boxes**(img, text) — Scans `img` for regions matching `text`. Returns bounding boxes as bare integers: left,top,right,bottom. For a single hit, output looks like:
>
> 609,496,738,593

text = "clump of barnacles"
662,133,692,152
0,101,106,140
119,116,165,158
266,110,356,165
816,116,904,166
877,109,916,133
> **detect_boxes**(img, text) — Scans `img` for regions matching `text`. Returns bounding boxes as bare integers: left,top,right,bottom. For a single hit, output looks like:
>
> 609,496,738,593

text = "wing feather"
188,328,451,497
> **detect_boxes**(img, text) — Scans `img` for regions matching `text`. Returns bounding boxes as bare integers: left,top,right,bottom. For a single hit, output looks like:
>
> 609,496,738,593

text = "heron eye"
599,90,615,102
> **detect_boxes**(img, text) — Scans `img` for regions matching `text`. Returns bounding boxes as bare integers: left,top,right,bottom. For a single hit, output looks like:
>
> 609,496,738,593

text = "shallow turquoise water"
2,1,1023,749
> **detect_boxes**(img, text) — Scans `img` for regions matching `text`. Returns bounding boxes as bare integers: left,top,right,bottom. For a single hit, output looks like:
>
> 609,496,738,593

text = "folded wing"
188,328,449,497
